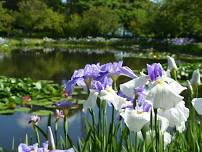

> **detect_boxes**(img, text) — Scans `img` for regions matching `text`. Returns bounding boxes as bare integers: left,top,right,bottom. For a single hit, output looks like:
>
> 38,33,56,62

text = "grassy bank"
0,38,202,55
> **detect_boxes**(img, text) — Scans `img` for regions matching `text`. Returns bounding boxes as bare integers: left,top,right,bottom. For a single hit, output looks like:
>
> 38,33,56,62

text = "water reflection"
0,111,84,151
0,48,165,82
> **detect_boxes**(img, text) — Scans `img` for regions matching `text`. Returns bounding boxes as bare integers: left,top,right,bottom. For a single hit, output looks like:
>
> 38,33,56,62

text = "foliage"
15,0,65,37
176,63,202,80
0,0,202,40
0,76,65,114
0,2,14,36
80,6,119,37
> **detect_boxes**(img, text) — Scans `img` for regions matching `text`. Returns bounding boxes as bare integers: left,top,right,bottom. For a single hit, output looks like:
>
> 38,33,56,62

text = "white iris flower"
120,108,150,132
83,90,98,112
192,98,202,115
120,75,149,98
158,101,189,128
146,80,184,109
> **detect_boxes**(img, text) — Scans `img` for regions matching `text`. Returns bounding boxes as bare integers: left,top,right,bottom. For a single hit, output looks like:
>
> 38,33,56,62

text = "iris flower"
64,62,136,96
190,69,201,86
145,63,185,109
167,56,177,71
53,100,76,116
100,87,129,111
162,77,186,94
28,115,40,125
146,80,184,109
192,98,202,115
55,109,64,120
53,100,76,109
100,61,136,80
147,63,164,81
120,108,150,132
18,126,74,152
158,101,189,128
120,75,149,98
83,90,99,112
18,143,74,152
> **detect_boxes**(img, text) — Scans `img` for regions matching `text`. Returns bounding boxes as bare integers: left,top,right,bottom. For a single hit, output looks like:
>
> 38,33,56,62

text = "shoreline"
0,37,202,55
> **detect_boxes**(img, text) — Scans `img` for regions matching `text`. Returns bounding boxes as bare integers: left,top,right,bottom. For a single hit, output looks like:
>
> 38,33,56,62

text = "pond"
1,47,202,82
0,47,202,151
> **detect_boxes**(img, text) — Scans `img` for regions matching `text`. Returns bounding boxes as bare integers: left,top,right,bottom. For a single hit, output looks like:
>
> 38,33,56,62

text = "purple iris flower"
18,143,74,152
64,62,136,96
83,63,101,79
100,61,136,79
53,100,76,109
147,63,164,81
142,102,152,112
64,64,101,96
118,91,134,102
135,101,152,113
71,69,85,79
64,69,85,96
121,101,134,109
18,143,45,152
135,86,147,105
64,79,78,96
91,76,113,92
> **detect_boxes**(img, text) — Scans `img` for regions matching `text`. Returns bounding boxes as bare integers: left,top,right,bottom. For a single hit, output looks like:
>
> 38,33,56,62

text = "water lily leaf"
0,109,15,115
34,81,42,90
0,103,7,109
32,110,52,116
29,99,53,106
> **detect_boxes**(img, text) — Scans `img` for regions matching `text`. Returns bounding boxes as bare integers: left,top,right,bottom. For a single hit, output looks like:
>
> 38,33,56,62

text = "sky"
61,0,67,3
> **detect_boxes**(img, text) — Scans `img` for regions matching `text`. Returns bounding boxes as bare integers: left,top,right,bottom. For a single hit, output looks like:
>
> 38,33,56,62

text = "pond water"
0,47,202,150
1,47,201,82
0,111,84,150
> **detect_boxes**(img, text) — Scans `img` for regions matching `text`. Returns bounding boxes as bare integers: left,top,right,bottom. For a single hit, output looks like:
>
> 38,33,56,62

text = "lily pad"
32,110,52,116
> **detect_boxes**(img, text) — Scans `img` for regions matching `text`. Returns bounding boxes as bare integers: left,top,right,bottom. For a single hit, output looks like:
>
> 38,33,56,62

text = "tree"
41,9,65,36
80,6,119,37
150,0,202,39
0,2,14,36
15,0,65,36
64,14,82,37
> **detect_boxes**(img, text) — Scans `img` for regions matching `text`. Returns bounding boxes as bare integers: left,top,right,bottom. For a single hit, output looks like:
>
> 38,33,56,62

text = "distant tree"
80,6,119,37
64,14,82,37
128,8,149,36
41,9,65,36
15,0,65,36
150,0,202,39
15,0,48,34
0,2,14,36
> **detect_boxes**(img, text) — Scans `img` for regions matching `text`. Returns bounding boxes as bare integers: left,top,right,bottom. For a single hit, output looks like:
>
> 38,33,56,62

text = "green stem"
113,80,117,91
196,85,198,98
154,109,158,152
98,101,102,136
193,85,199,98
54,121,58,148
63,116,68,148
171,69,177,81
33,125,40,146
135,132,138,152
102,101,107,151
106,105,115,151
